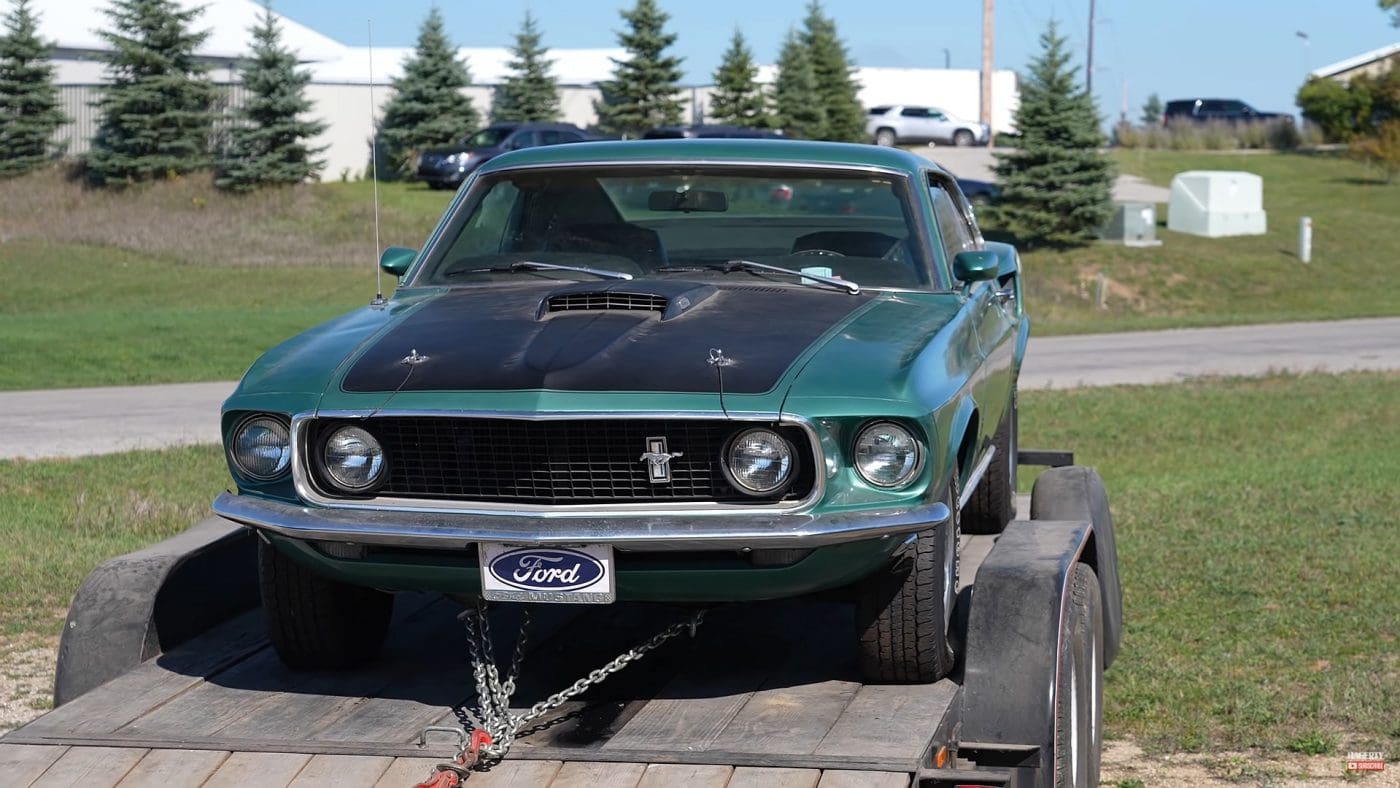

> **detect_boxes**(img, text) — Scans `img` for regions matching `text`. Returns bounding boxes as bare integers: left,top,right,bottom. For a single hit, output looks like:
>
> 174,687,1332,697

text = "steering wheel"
793,248,846,258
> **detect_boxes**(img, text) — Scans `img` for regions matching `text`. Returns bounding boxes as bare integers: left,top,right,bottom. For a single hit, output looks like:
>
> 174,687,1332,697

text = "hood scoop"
541,283,720,321
546,291,668,314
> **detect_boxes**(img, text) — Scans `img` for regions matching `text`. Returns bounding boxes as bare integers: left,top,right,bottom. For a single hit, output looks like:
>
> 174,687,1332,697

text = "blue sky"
276,0,1398,120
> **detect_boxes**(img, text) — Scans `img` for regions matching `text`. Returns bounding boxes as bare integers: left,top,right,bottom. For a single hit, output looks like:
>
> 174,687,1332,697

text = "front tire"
259,540,394,670
953,129,975,146
964,388,1017,534
1055,563,1104,787
874,128,897,147
855,476,960,683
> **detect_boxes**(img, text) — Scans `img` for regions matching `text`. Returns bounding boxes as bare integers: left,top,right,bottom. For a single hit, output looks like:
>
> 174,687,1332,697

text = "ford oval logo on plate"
479,543,615,604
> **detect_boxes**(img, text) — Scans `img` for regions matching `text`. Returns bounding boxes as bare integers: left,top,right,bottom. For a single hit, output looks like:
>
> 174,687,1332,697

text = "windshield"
462,127,512,148
415,166,930,289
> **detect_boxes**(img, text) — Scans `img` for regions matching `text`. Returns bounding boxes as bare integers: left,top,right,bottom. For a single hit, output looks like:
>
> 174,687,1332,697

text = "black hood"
341,280,874,394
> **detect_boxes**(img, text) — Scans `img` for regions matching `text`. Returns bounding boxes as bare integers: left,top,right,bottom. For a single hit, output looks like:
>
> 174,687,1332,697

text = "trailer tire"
259,540,393,670
1054,563,1103,788
855,476,959,683
964,388,1017,533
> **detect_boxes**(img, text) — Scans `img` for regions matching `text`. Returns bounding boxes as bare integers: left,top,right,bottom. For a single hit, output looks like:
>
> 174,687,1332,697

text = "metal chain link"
445,600,706,766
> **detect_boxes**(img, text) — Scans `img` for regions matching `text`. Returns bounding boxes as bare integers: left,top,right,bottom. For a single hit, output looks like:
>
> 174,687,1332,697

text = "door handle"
993,287,1016,306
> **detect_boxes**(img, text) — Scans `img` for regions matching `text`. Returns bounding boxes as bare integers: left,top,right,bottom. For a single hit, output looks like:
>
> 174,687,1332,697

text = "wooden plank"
726,766,821,788
202,752,311,788
815,682,957,763
16,612,267,738
372,757,446,788
113,749,229,787
546,761,646,788
636,763,733,788
466,760,563,786
0,744,69,787
285,754,393,787
30,746,148,788
814,770,909,788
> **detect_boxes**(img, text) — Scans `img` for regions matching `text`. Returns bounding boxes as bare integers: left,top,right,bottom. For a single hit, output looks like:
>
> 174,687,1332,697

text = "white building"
36,0,1020,179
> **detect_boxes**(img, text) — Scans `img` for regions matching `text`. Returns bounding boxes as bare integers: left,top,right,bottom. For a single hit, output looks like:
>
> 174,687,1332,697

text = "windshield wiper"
719,260,860,294
451,261,633,280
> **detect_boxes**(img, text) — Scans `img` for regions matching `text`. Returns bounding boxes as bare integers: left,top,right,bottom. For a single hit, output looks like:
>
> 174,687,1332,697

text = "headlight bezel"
852,420,925,489
721,427,799,496
315,424,388,494
228,413,292,482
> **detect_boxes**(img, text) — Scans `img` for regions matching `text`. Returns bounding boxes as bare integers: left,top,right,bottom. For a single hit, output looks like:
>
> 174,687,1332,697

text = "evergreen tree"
709,29,771,128
493,11,559,123
85,0,216,185
0,0,68,177
1139,93,1162,126
772,28,823,139
594,0,684,138
990,21,1113,248
800,1,863,142
215,2,326,192
380,8,477,174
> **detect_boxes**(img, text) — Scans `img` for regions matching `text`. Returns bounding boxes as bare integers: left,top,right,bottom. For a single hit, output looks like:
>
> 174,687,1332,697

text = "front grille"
546,292,668,313
308,417,815,505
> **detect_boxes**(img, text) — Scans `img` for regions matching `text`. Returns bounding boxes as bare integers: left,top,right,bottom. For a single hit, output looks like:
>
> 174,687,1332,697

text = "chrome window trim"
290,410,827,517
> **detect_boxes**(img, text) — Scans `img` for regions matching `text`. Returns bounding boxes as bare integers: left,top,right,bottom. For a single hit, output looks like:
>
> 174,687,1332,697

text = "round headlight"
725,428,795,494
321,426,386,492
230,416,290,480
853,422,922,488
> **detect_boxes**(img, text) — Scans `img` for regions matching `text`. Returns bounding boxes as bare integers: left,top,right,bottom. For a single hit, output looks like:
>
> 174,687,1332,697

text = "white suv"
866,105,990,147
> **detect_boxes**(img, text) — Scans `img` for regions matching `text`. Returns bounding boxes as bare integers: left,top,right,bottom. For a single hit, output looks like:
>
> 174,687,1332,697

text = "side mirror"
952,250,999,283
379,246,416,277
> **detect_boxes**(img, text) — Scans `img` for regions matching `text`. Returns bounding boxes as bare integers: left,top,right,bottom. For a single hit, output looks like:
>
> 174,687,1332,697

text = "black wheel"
1054,563,1103,788
953,129,975,147
855,476,959,683
874,128,897,147
259,540,393,670
964,388,1017,534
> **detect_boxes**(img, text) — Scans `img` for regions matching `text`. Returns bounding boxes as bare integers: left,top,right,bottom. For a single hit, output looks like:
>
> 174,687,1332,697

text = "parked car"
415,122,598,189
1162,98,1291,125
866,105,990,147
955,178,999,206
642,124,786,139
214,139,1027,684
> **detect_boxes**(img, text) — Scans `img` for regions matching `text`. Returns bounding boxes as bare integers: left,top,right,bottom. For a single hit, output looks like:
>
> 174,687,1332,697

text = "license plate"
478,543,615,604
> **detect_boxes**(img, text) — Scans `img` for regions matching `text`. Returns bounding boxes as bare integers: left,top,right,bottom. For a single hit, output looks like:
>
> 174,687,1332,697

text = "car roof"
479,138,942,177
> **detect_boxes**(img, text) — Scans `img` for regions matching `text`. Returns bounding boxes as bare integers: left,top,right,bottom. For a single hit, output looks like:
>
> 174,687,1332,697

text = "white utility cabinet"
1167,171,1267,237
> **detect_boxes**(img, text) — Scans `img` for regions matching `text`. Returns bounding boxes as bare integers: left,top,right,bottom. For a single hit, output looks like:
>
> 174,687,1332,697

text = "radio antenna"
368,19,385,307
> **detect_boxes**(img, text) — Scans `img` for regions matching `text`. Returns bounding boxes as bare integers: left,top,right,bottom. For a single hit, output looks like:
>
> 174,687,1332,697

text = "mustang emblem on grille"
640,437,683,484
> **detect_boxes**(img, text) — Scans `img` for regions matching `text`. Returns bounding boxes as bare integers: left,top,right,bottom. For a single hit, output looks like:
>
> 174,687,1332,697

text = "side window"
929,179,977,276
930,110,948,121
900,107,928,118
1200,100,1225,113
507,131,538,150
441,182,521,261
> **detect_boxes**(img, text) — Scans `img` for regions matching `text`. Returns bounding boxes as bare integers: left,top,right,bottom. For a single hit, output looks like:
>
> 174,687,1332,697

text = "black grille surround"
545,292,668,314
306,417,816,506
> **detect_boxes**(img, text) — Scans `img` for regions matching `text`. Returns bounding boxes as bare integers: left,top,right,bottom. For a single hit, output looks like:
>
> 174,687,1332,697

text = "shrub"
1350,119,1400,182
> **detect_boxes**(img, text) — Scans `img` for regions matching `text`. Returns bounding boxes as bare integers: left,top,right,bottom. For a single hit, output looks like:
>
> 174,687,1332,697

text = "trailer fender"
957,517,1094,776
53,518,257,705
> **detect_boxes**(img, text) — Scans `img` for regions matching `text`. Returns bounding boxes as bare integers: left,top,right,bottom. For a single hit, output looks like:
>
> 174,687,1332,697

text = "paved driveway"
912,146,1172,203
1,317,1397,461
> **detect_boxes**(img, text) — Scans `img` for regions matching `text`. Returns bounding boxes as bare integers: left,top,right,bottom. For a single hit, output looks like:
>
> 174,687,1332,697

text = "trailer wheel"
964,388,1017,534
259,540,393,670
855,476,959,683
1054,563,1103,788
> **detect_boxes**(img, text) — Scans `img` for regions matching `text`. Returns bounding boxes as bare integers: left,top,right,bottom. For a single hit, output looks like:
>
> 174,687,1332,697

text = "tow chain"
415,599,706,786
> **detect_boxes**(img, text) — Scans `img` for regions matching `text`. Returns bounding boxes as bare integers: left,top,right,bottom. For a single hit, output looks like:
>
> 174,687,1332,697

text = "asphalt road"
1,317,1396,461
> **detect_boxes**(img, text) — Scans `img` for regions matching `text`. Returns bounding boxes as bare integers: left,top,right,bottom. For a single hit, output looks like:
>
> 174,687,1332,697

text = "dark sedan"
416,122,599,189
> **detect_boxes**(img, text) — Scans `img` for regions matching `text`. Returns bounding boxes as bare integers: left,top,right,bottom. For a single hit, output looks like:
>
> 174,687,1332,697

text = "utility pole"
1086,0,1096,95
980,0,993,129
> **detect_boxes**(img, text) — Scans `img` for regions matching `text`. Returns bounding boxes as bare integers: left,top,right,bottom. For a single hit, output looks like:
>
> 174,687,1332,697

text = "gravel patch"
0,638,56,734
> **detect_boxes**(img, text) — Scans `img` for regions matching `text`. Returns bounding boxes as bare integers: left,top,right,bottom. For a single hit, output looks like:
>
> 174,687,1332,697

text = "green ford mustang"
213,139,1028,684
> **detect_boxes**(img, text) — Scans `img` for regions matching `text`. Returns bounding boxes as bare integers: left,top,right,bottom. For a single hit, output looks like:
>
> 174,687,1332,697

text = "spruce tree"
772,29,823,139
990,21,1113,248
1139,93,1162,126
0,0,68,177
709,29,771,128
215,2,326,192
85,0,216,185
594,0,684,138
800,1,863,142
380,8,477,174
493,11,559,123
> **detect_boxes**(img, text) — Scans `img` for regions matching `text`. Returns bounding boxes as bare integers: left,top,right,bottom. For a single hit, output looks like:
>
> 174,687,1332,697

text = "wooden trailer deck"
1,535,1002,788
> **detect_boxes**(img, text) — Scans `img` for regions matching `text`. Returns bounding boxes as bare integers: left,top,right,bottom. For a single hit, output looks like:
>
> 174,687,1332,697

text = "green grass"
1014,150,1400,333
3,372,1394,754
1020,371,1399,753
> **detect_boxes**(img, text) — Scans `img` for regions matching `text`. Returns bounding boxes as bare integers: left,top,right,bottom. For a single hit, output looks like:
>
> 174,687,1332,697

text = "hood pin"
707,348,735,368
401,349,429,366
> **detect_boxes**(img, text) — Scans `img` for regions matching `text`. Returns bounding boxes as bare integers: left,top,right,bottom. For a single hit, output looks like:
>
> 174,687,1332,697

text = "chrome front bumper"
212,492,949,552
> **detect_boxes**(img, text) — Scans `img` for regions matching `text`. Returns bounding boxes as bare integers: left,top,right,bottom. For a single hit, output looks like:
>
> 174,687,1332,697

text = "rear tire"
874,128,897,147
953,129,975,146
1054,563,1103,788
259,540,393,670
964,388,1017,534
855,476,959,683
